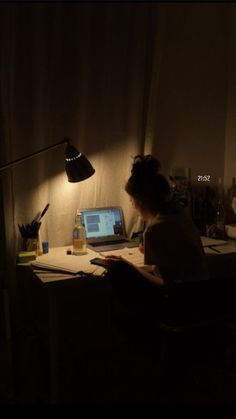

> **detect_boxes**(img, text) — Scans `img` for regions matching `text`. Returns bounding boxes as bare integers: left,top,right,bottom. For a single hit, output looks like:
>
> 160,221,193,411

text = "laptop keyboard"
91,239,129,247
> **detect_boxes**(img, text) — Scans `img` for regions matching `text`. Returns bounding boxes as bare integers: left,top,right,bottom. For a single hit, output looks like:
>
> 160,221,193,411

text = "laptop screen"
80,207,125,240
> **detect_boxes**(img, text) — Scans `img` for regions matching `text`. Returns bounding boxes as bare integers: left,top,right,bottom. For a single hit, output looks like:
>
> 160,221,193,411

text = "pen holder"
22,237,38,252
18,219,41,253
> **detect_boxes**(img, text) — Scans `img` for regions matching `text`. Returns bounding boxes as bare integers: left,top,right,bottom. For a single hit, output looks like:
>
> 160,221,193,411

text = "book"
31,252,98,274
18,251,36,263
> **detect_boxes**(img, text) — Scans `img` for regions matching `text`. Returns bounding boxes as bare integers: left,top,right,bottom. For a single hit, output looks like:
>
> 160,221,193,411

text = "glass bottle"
36,229,43,256
201,186,210,236
186,168,193,219
73,210,87,255
224,177,236,225
216,177,226,239
231,177,236,216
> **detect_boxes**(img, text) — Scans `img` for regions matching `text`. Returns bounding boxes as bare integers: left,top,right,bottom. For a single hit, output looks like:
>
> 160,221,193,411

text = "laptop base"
87,240,138,253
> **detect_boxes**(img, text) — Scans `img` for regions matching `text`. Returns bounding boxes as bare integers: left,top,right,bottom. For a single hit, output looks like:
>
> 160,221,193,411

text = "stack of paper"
209,244,236,254
31,252,98,274
200,236,228,247
200,236,236,255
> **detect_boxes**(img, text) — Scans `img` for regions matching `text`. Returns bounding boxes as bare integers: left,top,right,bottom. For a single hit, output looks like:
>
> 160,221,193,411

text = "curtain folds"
0,5,17,265
0,3,164,258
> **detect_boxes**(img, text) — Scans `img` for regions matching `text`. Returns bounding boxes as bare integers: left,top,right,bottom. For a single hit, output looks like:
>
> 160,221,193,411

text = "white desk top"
30,239,236,283
31,246,106,283
32,246,147,283
201,236,236,255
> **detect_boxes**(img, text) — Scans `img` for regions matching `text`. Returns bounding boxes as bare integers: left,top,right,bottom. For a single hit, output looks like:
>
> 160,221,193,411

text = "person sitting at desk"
105,155,208,305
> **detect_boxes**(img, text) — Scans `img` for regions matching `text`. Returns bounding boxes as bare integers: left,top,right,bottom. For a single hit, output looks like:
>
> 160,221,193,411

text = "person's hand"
104,254,137,271
104,254,123,261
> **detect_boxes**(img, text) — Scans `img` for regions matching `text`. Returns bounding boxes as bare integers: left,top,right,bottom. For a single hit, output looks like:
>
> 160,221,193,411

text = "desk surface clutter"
31,247,100,274
30,246,145,283
27,236,236,283
201,236,236,254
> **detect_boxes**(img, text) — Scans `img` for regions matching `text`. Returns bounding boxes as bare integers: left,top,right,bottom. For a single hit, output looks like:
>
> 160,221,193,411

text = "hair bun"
131,155,161,176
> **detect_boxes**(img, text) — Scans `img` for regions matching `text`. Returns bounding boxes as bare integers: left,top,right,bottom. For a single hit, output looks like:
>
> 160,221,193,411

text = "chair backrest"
158,277,236,329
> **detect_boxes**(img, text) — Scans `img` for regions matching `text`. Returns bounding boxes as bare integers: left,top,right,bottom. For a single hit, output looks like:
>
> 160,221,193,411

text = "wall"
0,3,234,253
151,3,229,186
0,3,156,249
224,4,236,191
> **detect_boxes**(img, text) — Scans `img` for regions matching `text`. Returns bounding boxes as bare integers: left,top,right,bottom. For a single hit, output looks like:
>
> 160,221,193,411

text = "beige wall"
151,3,229,186
224,5,236,191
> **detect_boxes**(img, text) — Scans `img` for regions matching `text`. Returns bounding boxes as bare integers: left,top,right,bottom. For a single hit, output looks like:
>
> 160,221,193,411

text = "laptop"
80,206,136,252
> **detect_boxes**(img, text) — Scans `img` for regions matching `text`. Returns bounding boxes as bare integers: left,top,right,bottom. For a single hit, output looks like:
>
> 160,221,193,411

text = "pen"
39,203,50,220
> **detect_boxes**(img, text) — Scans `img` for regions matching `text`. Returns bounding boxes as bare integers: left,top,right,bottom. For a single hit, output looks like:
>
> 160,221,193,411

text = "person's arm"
105,255,164,286
136,265,164,286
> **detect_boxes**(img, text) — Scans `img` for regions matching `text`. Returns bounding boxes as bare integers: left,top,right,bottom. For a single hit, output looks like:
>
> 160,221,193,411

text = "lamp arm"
0,138,69,171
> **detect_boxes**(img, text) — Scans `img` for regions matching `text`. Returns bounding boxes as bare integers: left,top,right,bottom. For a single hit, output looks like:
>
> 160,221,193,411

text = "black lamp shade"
65,142,95,182
0,137,95,183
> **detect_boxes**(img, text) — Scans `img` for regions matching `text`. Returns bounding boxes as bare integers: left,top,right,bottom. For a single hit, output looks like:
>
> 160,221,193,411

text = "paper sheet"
209,244,236,254
200,236,228,247
31,249,99,274
204,247,222,255
100,247,145,267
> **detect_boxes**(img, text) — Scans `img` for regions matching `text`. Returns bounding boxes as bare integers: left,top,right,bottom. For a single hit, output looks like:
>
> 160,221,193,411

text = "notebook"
80,206,135,252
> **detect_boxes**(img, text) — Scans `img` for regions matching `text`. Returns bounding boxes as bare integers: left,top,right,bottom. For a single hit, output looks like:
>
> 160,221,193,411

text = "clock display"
197,175,211,182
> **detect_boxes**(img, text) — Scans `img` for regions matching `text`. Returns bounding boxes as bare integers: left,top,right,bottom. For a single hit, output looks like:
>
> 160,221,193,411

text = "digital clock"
197,175,211,182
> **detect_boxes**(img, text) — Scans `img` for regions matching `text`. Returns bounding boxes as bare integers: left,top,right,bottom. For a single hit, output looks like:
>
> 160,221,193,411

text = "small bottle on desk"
36,230,43,256
73,210,87,255
231,177,236,218
216,177,226,239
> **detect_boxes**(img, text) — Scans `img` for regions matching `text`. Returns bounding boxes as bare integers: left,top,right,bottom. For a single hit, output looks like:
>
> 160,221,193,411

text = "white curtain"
0,3,164,260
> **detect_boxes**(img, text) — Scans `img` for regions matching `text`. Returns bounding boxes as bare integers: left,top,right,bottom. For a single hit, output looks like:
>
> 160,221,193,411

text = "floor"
1,318,236,408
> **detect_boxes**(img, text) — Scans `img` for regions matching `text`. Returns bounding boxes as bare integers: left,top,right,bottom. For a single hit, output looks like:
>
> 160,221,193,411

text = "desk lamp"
0,137,95,182
0,138,95,257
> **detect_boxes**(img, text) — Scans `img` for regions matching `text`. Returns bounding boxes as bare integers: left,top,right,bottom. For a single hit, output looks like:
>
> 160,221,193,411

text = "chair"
157,277,236,397
0,270,11,342
0,270,13,403
108,258,236,402
159,277,236,331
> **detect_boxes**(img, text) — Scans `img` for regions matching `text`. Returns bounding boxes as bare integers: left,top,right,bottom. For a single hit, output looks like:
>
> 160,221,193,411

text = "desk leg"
49,293,59,404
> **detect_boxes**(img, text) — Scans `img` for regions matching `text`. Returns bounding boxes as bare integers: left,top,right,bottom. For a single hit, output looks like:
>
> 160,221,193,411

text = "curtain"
0,3,164,266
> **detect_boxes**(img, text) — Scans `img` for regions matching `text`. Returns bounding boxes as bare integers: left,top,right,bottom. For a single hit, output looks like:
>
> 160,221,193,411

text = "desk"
203,239,236,280
16,248,113,404
16,244,236,404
